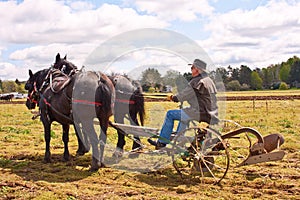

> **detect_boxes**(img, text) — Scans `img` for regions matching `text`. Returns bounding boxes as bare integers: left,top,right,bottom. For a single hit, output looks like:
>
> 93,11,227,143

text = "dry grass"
0,92,299,199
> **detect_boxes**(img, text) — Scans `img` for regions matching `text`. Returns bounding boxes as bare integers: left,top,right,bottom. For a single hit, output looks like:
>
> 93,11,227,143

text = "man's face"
191,65,200,77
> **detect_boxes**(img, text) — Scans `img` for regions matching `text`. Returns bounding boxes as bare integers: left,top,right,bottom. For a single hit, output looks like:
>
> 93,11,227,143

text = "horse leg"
99,116,109,167
130,111,142,150
82,120,101,171
62,124,70,161
41,114,52,163
73,123,89,156
113,114,125,157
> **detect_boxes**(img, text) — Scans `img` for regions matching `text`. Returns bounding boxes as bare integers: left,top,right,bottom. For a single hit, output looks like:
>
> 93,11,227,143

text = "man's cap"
188,59,207,70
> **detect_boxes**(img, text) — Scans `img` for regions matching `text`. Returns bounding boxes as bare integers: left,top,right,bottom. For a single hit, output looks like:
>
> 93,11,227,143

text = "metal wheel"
171,127,230,184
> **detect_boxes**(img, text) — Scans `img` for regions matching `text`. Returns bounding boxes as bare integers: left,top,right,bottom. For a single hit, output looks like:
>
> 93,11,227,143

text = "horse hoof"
90,166,99,172
76,147,89,156
76,151,86,156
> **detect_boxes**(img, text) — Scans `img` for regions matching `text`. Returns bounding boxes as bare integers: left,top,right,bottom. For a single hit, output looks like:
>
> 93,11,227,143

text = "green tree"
216,67,229,84
16,83,26,93
0,79,2,92
163,70,180,87
279,64,290,83
231,67,239,82
140,68,162,88
238,65,252,86
250,71,263,90
183,72,192,81
262,67,273,89
289,60,300,83
2,81,17,93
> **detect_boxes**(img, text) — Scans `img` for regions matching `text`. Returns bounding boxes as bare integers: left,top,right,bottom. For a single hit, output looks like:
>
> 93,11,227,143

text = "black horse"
109,75,145,157
0,94,14,101
25,54,114,171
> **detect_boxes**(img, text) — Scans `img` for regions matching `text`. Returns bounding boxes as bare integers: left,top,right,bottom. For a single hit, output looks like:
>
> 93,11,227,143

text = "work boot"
147,138,166,150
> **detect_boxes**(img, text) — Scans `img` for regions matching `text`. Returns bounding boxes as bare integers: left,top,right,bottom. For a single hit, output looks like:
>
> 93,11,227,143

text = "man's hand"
166,94,173,101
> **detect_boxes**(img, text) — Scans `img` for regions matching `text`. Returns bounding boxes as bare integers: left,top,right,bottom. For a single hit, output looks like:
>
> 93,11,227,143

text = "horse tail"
132,87,145,126
95,74,114,117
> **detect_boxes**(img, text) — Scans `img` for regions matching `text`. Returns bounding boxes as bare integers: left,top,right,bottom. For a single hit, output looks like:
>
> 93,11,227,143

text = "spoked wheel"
171,127,230,184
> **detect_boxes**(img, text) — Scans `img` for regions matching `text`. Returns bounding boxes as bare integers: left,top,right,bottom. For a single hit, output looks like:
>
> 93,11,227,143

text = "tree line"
140,56,300,92
0,79,26,94
1,55,299,94
212,56,300,91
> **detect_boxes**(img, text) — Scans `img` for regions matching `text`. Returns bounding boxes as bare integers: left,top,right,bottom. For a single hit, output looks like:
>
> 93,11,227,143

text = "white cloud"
0,1,168,44
0,62,26,81
0,0,170,80
128,0,214,21
0,0,299,80
202,0,300,68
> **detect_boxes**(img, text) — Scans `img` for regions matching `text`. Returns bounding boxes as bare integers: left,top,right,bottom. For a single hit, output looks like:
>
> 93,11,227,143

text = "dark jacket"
174,73,219,124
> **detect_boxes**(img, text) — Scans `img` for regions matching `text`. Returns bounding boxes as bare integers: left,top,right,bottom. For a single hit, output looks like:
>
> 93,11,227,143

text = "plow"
110,119,285,184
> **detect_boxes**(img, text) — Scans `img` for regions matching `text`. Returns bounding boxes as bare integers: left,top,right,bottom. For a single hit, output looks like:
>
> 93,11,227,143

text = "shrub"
227,80,241,91
279,82,289,90
148,87,155,93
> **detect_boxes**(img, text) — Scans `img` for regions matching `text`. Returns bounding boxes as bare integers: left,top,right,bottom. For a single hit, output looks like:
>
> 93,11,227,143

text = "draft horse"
25,54,114,170
109,75,145,157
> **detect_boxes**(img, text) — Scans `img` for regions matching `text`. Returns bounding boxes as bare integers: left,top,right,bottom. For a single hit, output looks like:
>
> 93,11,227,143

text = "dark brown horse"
109,75,145,157
25,54,114,171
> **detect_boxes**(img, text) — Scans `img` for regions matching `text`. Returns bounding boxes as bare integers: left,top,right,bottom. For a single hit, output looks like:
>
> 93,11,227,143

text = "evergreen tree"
289,60,300,83
238,65,252,86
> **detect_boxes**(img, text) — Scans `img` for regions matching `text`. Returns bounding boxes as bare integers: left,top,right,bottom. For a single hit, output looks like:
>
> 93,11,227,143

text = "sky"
0,0,299,81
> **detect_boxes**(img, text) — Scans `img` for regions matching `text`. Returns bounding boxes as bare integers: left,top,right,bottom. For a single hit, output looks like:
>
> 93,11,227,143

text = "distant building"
162,85,172,92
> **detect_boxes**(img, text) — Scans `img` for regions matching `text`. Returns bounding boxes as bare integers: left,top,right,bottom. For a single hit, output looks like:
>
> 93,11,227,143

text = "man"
148,59,219,149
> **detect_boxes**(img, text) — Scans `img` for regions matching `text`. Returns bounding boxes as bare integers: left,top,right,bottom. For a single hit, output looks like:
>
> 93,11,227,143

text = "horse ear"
64,54,67,60
29,69,33,77
55,53,61,63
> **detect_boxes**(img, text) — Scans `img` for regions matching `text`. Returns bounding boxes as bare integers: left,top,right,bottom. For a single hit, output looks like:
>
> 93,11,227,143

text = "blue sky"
0,0,299,80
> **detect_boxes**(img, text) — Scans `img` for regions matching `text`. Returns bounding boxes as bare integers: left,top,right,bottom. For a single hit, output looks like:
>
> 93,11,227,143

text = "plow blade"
237,150,285,167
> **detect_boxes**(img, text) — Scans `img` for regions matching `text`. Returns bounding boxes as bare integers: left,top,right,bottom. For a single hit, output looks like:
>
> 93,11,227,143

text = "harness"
28,70,109,123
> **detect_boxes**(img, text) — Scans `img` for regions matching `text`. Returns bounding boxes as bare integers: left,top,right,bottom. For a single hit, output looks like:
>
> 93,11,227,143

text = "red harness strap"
72,99,102,106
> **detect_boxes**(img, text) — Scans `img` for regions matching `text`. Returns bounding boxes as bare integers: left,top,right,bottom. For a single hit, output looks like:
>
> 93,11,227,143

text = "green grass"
0,96,299,199
224,89,300,96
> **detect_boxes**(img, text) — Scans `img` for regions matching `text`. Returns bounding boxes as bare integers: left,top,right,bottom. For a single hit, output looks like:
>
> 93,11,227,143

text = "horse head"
25,69,49,109
53,53,77,75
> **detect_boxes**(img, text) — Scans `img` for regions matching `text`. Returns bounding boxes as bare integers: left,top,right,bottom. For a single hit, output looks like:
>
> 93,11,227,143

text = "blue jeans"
158,109,192,144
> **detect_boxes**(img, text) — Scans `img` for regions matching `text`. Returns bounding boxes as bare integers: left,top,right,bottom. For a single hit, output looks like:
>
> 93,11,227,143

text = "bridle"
27,81,39,105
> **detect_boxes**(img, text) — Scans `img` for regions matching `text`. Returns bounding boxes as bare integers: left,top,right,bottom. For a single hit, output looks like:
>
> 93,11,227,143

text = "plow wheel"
171,127,230,184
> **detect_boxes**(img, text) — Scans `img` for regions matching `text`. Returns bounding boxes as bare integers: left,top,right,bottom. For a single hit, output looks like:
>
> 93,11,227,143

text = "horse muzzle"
26,99,36,110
